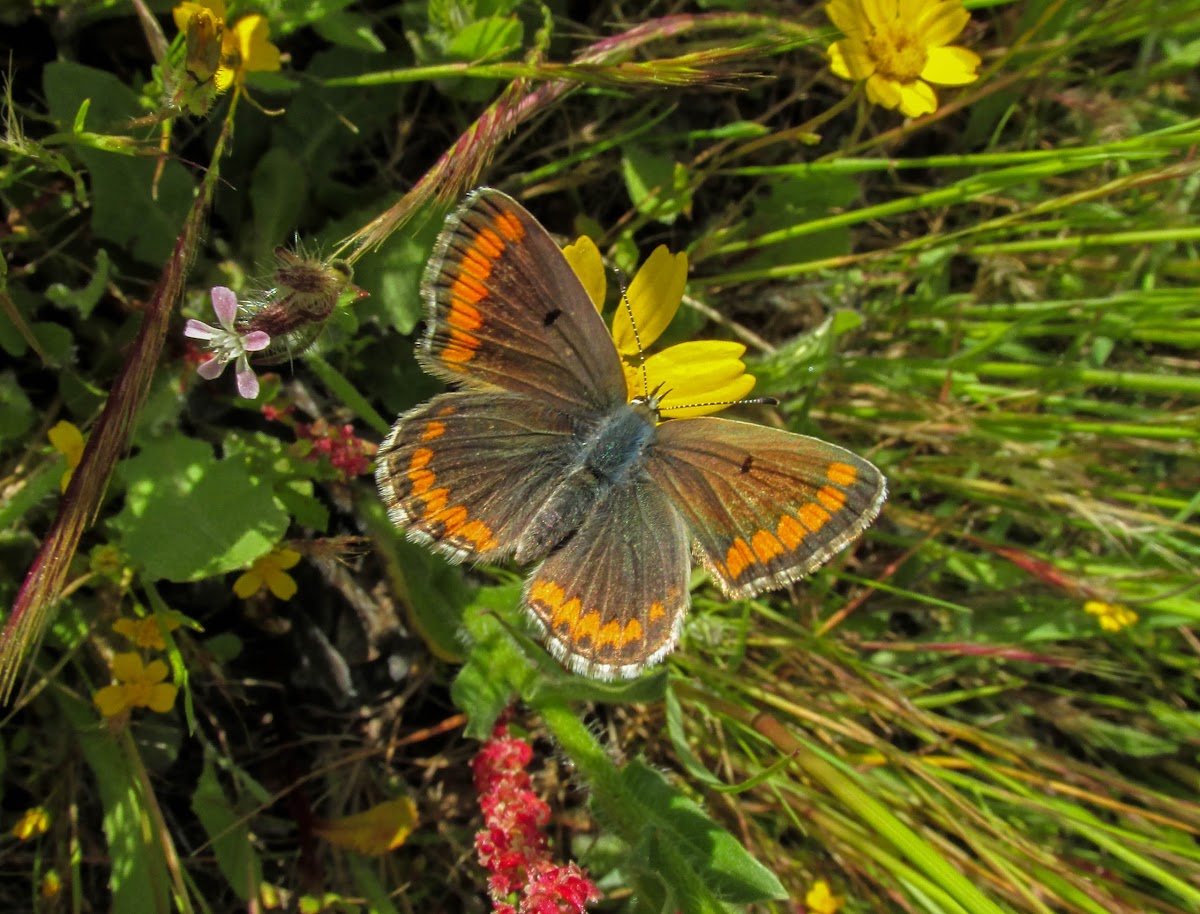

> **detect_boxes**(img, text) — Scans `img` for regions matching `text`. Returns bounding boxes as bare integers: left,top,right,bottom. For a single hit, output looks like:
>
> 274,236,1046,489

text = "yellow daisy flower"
12,806,49,841
234,547,301,600
48,420,85,493
113,613,182,651
173,0,281,93
93,653,178,717
826,0,981,118
562,238,756,419
1083,600,1137,632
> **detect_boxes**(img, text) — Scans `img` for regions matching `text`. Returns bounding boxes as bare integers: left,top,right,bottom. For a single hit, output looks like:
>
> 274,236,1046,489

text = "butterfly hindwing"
376,391,582,563
524,476,691,680
420,188,627,414
648,417,886,598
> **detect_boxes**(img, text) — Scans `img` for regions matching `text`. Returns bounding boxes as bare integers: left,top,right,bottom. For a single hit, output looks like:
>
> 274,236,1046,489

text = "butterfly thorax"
513,399,659,564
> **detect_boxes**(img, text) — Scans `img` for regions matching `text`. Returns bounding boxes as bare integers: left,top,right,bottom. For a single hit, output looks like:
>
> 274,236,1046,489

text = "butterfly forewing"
647,417,886,599
524,478,691,680
376,391,583,563
420,188,626,415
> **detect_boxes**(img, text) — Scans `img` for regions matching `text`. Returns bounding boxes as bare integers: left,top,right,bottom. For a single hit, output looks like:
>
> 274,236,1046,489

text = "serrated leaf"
109,435,289,581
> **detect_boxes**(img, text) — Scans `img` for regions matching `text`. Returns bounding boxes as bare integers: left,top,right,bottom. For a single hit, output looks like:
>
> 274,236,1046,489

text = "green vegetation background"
1,1,1199,912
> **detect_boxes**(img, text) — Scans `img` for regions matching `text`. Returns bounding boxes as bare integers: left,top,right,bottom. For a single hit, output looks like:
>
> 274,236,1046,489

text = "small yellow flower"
48,420,85,492
1084,600,1137,632
172,0,281,93
234,547,301,600
313,798,419,855
93,652,178,718
12,806,49,841
562,238,756,418
40,869,62,899
806,879,844,914
825,0,981,118
113,613,181,651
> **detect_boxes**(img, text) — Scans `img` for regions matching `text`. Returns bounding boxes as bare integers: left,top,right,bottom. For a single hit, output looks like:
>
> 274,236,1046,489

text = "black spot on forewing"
740,455,754,474
543,308,563,327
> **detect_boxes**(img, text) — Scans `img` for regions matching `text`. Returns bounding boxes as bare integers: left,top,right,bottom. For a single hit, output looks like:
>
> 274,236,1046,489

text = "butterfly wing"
524,476,691,680
648,417,886,598
420,187,626,415
376,391,584,563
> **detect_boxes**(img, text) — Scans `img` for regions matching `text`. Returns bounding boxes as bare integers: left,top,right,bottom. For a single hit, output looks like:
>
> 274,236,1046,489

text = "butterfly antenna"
658,395,780,414
618,282,650,398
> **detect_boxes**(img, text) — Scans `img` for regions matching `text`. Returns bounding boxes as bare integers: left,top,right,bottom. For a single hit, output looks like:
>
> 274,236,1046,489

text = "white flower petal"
211,286,240,329
197,357,227,380
243,330,272,352
184,319,218,340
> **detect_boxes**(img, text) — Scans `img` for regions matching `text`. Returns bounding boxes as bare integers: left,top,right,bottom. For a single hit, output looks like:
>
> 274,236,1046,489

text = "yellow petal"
861,0,899,27
827,39,875,81
914,0,970,46
897,80,938,116
640,342,757,418
612,246,687,355
142,659,170,684
232,15,282,74
865,73,902,109
314,798,419,855
562,237,607,311
920,45,980,85
111,652,145,682
48,420,84,464
274,548,302,570
267,571,298,601
93,685,130,718
173,0,225,33
233,571,262,598
825,0,865,37
113,618,137,640
147,683,179,713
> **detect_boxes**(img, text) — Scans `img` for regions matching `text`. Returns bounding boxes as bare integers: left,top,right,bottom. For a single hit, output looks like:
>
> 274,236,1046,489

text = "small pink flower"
184,286,271,398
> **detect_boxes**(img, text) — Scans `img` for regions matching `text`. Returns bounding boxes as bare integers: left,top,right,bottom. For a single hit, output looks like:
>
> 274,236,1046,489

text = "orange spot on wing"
799,502,832,533
407,449,436,494
751,530,785,563
450,274,487,303
421,421,446,441
574,610,601,644
725,538,756,580
460,247,494,280
621,618,643,647
817,485,847,512
597,620,623,649
448,298,482,332
530,579,565,607
551,597,582,631
777,515,807,549
441,327,481,364
474,228,505,260
409,448,433,469
494,210,525,242
827,462,858,487
435,405,456,417
456,519,496,552
429,504,468,534
647,602,666,622
419,488,449,516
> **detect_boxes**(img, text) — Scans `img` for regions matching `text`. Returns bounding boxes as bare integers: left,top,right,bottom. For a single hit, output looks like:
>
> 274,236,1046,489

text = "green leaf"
192,750,263,900
621,146,692,225
53,686,173,914
109,435,289,581
0,371,34,442
452,584,528,738
619,759,788,904
43,62,192,265
45,249,110,317
250,148,308,266
312,10,387,52
750,311,863,397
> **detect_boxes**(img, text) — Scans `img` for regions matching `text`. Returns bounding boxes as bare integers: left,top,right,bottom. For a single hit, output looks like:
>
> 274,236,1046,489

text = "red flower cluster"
472,723,601,914
295,418,376,480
